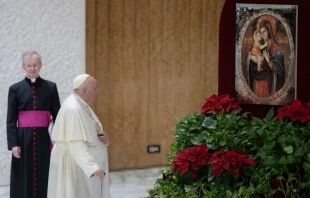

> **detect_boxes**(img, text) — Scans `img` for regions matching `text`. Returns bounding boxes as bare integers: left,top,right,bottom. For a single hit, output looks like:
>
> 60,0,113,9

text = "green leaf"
268,189,277,196
257,129,268,139
256,149,266,159
244,186,255,195
190,134,205,145
278,157,289,164
203,117,217,129
287,155,296,163
303,162,310,172
170,143,177,152
264,156,277,165
277,135,286,144
263,141,275,151
264,108,274,121
225,190,233,197
208,174,215,182
219,140,227,147
283,145,293,154
295,147,304,157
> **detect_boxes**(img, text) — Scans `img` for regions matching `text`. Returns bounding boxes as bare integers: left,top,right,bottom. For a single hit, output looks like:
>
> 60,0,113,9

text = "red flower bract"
208,150,255,177
202,94,241,115
276,99,310,123
171,150,190,174
172,144,209,178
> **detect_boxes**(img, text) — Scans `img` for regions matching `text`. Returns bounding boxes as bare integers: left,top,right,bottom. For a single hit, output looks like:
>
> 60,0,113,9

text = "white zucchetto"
73,74,90,89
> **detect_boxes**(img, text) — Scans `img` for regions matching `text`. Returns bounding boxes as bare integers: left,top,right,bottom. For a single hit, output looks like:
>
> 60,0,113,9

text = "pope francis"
47,74,109,198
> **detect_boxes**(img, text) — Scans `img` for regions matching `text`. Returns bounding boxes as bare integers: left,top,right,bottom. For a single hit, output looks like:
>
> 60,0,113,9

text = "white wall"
0,0,85,186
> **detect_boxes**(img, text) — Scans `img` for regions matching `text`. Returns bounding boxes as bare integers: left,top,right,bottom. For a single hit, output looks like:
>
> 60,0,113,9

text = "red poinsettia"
171,149,190,174
202,94,242,115
172,144,209,178
276,99,310,123
276,105,288,120
305,102,310,113
208,150,255,177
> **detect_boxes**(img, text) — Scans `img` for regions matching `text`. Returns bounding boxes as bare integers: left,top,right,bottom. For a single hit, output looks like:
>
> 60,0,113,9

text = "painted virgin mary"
246,15,285,97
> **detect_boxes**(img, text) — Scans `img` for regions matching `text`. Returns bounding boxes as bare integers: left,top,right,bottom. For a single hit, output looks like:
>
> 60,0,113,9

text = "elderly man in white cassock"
47,74,109,198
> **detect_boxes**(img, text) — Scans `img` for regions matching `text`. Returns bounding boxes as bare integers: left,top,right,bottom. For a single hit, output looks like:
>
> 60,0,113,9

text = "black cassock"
7,77,60,198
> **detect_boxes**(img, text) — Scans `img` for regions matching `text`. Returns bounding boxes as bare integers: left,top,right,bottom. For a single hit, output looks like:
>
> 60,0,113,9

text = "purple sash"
18,111,51,127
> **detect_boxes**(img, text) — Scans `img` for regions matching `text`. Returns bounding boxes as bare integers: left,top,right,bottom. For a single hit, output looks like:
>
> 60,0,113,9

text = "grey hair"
22,51,42,63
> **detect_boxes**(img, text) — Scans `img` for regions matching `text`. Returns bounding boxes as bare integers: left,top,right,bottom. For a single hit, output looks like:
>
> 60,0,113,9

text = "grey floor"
0,166,162,198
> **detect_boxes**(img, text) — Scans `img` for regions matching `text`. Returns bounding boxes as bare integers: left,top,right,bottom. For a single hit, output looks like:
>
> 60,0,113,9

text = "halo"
256,15,277,37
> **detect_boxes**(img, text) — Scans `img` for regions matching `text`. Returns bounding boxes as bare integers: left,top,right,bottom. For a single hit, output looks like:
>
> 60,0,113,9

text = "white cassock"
47,94,109,198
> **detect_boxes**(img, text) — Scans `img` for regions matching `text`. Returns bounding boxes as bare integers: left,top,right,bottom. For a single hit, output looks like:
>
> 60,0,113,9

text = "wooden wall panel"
160,0,177,163
135,0,150,167
146,0,162,165
87,0,226,170
108,0,125,169
123,0,138,168
190,0,203,112
96,0,109,138
86,0,96,79
175,0,191,118
204,0,220,98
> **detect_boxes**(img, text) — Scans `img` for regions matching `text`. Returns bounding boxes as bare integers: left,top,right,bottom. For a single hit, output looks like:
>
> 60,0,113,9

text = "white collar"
26,76,38,83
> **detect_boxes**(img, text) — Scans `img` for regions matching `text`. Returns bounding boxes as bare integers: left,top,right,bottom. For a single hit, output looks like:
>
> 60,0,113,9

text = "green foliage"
147,108,310,197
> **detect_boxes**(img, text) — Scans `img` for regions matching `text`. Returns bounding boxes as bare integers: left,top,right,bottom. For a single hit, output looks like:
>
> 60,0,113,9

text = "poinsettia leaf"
267,133,276,141
278,156,289,164
277,135,286,144
264,108,274,121
205,136,214,143
268,189,277,196
255,149,266,159
257,129,268,139
285,135,293,144
244,186,255,195
307,153,310,161
219,140,227,146
230,109,240,115
190,134,205,145
295,147,304,157
233,180,245,189
226,190,233,197
263,156,276,165
291,136,301,144
303,162,310,172
283,145,293,154
287,155,296,164
203,117,217,129
263,141,275,151
241,112,250,118
207,143,217,150
208,173,215,182
170,143,177,152
252,117,261,124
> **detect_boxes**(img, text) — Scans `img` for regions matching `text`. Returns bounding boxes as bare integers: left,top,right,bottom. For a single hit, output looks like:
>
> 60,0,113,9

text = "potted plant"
147,94,310,198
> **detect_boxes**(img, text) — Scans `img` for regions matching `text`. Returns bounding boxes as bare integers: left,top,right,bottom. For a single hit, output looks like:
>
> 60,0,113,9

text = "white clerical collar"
26,76,38,83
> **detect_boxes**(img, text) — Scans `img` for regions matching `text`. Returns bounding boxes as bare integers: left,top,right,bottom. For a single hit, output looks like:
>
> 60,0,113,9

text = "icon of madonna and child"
235,4,297,105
